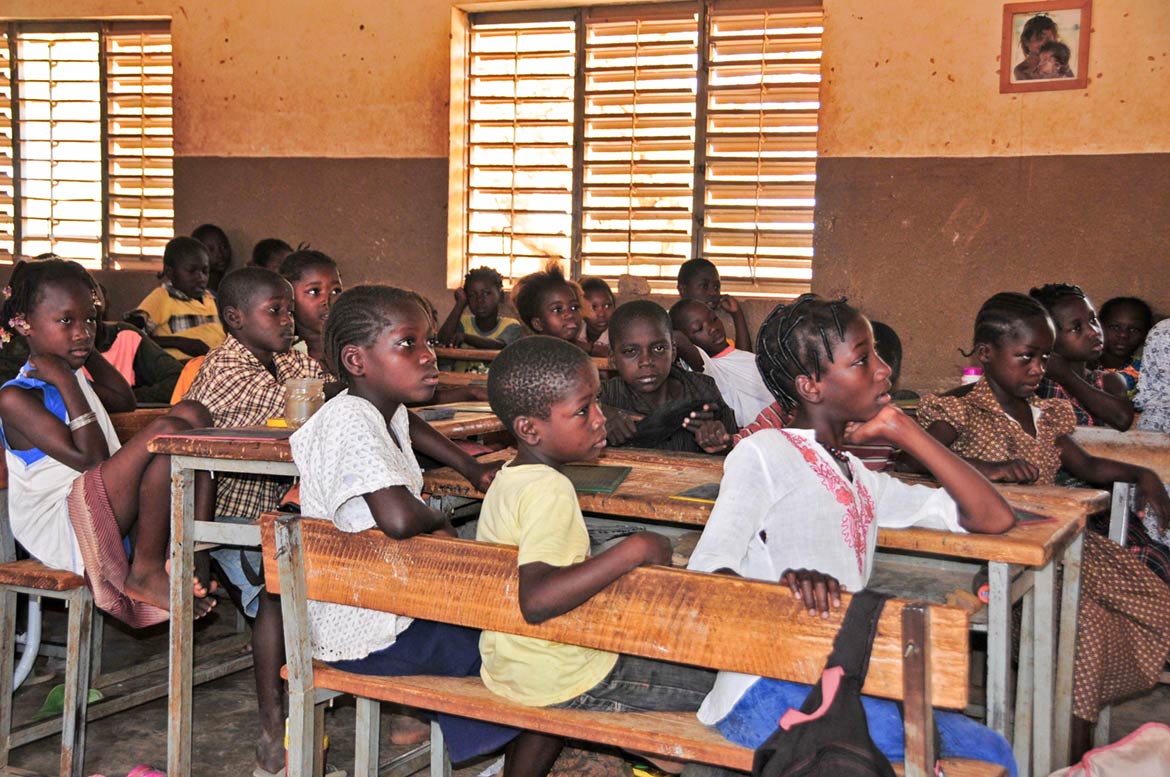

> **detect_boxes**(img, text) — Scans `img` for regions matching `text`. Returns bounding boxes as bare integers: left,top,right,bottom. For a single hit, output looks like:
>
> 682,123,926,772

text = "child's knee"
169,399,213,429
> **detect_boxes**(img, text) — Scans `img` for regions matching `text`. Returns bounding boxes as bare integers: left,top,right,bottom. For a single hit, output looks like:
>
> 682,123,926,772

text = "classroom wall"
8,0,1169,389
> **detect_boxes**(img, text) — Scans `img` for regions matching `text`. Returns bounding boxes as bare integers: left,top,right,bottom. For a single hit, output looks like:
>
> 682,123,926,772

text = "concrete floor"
7,597,1170,777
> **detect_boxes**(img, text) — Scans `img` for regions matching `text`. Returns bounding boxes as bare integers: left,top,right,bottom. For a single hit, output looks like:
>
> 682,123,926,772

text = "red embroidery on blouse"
783,432,875,575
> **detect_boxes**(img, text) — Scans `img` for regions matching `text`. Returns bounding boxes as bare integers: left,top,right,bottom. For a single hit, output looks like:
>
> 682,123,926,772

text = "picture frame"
1001,0,1091,93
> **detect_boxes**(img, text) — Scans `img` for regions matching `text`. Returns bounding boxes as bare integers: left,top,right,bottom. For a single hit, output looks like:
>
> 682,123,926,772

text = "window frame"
0,18,173,271
448,0,823,298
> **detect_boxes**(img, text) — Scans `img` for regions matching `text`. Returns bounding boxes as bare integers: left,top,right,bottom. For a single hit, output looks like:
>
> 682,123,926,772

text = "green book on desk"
562,464,631,494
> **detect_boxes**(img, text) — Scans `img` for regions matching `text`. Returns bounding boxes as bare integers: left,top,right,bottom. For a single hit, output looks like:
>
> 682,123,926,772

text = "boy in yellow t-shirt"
136,236,226,360
477,336,714,773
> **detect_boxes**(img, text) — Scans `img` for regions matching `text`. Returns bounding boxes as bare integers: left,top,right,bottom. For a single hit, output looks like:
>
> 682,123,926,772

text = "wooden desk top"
421,447,1108,567
147,402,506,461
111,406,170,443
1072,426,1170,481
437,346,611,372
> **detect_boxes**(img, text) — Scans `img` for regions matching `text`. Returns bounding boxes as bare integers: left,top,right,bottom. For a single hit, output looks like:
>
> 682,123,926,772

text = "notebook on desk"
671,482,720,504
563,464,631,494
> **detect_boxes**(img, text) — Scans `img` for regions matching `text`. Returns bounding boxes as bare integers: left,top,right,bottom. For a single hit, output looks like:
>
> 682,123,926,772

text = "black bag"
752,590,897,777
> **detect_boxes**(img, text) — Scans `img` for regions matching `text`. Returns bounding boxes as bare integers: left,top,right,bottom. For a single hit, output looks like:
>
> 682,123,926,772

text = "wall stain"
940,198,990,248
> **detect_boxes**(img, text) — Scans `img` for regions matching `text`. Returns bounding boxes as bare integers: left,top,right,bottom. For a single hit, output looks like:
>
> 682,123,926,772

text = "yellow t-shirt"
137,285,226,360
476,462,619,706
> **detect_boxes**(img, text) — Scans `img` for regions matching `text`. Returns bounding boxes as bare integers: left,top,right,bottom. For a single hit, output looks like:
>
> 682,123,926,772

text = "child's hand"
717,294,741,314
606,408,643,445
780,568,844,618
26,353,76,388
1136,469,1170,533
470,460,504,493
984,459,1041,483
843,404,908,447
453,287,468,307
627,531,673,566
684,415,730,453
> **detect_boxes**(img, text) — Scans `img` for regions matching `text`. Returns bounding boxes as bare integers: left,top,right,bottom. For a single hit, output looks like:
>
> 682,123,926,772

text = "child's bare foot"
388,712,430,745
255,727,285,774
127,565,217,619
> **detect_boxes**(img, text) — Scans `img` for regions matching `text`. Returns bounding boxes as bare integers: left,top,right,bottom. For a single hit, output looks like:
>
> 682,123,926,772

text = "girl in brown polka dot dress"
914,292,1170,748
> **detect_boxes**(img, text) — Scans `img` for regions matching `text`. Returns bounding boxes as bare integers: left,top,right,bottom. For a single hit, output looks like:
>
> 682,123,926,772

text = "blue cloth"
328,618,519,763
0,363,67,465
715,678,1016,777
209,515,264,618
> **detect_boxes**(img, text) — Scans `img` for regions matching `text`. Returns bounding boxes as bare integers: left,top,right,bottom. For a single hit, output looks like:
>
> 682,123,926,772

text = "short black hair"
754,294,861,411
580,277,613,299
216,267,292,327
163,236,210,270
1099,296,1154,331
464,266,504,291
488,336,593,427
609,299,671,346
971,292,1052,351
1028,283,1087,315
279,249,338,283
677,258,718,288
1,259,94,339
252,238,293,269
668,298,708,331
191,223,228,245
512,264,573,330
324,285,426,385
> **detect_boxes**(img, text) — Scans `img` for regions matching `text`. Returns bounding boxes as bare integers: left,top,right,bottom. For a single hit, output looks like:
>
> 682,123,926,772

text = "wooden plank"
110,406,169,444
1073,426,1170,481
436,347,611,372
260,515,971,709
0,559,86,591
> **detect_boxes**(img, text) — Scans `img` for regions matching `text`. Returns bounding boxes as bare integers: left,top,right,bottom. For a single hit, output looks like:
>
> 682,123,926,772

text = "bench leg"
61,586,94,777
354,698,380,777
1013,594,1034,777
430,720,451,777
1052,532,1084,768
986,561,1013,740
1093,707,1112,749
0,588,16,772
1031,558,1057,777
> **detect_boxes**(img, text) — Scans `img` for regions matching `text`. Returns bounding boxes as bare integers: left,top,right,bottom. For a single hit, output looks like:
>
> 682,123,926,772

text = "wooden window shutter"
465,15,577,281
702,4,822,297
104,21,173,268
0,29,14,262
579,6,699,285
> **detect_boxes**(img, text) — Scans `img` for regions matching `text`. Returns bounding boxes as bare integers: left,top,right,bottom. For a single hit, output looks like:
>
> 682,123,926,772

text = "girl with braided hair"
685,294,1016,772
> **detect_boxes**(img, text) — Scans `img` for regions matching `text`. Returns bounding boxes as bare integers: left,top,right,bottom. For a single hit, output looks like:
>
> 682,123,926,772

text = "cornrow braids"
324,285,426,384
969,292,1052,355
1028,283,1086,314
2,258,95,338
754,294,859,411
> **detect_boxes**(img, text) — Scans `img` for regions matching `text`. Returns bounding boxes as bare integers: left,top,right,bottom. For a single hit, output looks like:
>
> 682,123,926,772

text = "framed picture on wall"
1001,0,1091,93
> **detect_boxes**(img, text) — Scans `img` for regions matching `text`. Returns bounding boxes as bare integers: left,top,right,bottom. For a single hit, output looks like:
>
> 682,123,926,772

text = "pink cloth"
102,328,142,387
66,467,168,628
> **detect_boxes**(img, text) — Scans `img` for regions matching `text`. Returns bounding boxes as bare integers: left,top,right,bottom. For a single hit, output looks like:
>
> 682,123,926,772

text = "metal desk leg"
1052,532,1085,768
167,462,195,777
1031,556,1058,777
986,561,1013,740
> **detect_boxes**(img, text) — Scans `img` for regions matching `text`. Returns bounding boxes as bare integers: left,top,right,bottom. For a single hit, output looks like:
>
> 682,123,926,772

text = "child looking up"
670,298,772,427
438,267,525,370
477,336,715,774
279,249,343,368
290,285,539,772
1099,296,1152,397
676,258,751,353
1030,283,1133,429
915,292,1170,739
601,300,735,453
686,294,1015,773
0,259,217,623
136,236,226,360
580,276,615,351
184,266,329,775
251,238,293,271
192,222,233,293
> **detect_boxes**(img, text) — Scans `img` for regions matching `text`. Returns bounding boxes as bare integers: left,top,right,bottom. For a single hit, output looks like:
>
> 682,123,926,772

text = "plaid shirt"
186,335,327,520
160,283,219,334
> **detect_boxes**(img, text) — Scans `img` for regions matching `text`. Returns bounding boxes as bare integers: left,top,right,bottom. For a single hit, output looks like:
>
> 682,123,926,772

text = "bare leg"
503,732,563,777
254,589,286,773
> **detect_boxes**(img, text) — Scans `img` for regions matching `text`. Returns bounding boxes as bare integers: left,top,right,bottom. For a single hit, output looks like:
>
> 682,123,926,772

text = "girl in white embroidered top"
686,295,1017,774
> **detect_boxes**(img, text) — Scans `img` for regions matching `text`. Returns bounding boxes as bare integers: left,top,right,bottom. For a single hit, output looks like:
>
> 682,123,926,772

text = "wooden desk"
1072,426,1170,480
422,447,1107,776
437,346,611,373
151,401,504,777
109,406,171,444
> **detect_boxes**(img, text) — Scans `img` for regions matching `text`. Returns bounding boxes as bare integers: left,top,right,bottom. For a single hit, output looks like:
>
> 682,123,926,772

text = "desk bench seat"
0,558,85,591
297,662,1005,777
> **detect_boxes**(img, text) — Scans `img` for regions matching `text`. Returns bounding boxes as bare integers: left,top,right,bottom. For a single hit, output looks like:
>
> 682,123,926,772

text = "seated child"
0,258,217,623
915,292,1170,736
1098,296,1152,397
192,222,233,293
290,285,535,770
686,294,1016,774
1030,283,1133,430
184,266,329,774
136,236,226,361
1137,318,1170,432
437,267,524,372
512,264,585,349
670,298,771,427
580,276,615,352
477,335,716,774
93,283,183,404
676,258,751,353
279,249,343,368
601,300,735,453
251,238,293,271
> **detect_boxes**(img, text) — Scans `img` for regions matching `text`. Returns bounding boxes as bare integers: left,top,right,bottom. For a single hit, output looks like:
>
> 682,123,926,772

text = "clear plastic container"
961,367,983,385
284,378,325,429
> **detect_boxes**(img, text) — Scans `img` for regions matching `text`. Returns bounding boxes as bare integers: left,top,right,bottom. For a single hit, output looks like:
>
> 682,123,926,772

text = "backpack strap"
825,589,890,682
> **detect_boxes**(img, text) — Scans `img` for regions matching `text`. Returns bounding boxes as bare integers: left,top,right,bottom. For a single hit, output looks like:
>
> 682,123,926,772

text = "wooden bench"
261,514,1007,777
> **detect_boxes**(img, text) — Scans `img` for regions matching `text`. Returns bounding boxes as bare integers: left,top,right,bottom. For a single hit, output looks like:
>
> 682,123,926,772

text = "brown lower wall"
814,153,1170,393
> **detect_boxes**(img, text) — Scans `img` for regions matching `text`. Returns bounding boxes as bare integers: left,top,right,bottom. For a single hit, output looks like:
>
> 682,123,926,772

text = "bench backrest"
260,513,970,710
